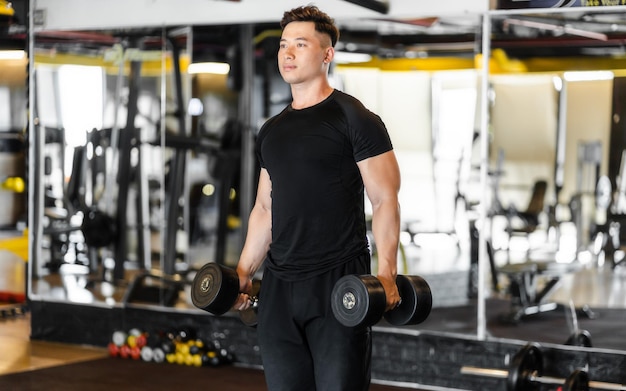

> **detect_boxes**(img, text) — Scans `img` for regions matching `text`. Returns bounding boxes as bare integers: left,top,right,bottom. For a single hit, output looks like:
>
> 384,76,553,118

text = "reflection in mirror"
0,50,28,306
30,28,195,306
25,10,626,352
28,24,257,312
0,51,27,229
23,8,626,354
334,18,482,334
185,59,241,270
25,16,486,340
481,9,626,352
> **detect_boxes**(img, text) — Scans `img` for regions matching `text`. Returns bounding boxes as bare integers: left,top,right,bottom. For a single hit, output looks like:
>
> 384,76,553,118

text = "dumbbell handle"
461,366,626,390
243,279,261,309
239,294,259,327
243,295,259,308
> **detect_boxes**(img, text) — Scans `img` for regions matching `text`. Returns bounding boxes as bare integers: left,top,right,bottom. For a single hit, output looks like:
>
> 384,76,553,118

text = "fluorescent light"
564,71,614,82
188,62,230,75
334,52,372,64
0,50,26,60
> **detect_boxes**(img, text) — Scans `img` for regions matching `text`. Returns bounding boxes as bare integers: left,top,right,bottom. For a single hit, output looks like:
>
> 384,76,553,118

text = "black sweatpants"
256,255,372,391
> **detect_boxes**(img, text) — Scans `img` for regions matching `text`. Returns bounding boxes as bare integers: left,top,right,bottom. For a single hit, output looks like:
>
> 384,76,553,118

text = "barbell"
460,342,626,391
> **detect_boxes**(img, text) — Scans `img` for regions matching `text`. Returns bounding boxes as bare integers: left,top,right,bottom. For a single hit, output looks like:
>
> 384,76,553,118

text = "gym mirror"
482,8,626,353
28,26,196,306
28,9,626,353
26,16,485,342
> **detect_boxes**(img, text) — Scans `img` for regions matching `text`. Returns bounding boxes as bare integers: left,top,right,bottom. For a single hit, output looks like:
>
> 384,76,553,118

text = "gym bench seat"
498,261,589,324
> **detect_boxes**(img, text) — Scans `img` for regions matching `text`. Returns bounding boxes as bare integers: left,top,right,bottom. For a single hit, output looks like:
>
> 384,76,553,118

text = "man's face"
278,21,333,86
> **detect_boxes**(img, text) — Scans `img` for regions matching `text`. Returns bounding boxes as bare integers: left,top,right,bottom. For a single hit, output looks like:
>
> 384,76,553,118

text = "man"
234,5,401,390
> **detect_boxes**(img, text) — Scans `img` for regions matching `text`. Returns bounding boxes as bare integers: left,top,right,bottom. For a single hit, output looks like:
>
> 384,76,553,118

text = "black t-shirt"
256,89,393,281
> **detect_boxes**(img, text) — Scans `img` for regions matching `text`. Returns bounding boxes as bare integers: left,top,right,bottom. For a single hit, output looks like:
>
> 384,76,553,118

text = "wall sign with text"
498,0,625,8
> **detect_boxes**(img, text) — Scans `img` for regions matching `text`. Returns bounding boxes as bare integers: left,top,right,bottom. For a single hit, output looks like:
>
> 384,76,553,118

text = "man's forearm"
371,200,400,280
237,205,272,278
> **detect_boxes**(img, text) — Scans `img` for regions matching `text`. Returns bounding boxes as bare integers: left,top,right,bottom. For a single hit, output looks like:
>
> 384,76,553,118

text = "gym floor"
0,313,108,376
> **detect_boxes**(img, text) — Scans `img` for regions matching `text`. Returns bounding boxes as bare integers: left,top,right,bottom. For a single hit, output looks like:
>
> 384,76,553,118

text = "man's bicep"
358,151,401,205
255,168,273,211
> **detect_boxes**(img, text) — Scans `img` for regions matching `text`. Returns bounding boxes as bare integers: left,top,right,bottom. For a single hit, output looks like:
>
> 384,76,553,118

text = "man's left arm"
357,150,402,311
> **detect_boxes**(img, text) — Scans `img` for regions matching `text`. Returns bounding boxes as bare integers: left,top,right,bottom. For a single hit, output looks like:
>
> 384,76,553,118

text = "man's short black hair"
280,5,340,47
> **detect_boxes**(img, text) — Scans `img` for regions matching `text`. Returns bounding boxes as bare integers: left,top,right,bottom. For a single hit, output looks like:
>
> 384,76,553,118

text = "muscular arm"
357,150,401,311
234,168,272,309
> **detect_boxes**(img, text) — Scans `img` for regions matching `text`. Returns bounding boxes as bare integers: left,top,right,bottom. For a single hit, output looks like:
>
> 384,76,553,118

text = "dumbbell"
331,274,432,328
190,263,260,327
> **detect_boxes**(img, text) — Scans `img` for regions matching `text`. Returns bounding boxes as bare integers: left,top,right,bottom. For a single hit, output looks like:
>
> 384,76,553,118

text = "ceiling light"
0,50,26,60
564,71,613,82
334,52,372,64
188,62,230,75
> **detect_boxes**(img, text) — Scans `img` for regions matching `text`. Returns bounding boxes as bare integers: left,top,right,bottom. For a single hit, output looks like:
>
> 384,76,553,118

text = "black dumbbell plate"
331,275,386,328
383,275,432,326
191,263,240,315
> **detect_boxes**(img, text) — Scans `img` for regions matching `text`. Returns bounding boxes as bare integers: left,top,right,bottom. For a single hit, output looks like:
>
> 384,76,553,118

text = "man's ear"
324,46,335,64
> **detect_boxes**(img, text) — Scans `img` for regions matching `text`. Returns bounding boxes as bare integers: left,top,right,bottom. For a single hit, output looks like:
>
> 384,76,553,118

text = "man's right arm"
234,168,272,309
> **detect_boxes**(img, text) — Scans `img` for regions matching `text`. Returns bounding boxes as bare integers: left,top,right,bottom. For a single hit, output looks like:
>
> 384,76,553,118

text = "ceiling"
490,10,626,58
333,9,626,59
5,5,626,64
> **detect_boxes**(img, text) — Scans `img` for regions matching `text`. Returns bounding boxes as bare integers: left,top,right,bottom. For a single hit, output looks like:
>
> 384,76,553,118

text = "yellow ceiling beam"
338,49,626,74
33,51,190,77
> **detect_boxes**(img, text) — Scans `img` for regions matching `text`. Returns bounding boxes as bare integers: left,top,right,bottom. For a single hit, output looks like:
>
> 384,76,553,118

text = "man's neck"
290,80,334,110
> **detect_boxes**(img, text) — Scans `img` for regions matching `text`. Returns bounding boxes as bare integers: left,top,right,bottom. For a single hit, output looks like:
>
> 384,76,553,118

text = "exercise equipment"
565,329,592,348
331,273,432,328
461,343,626,391
190,262,259,327
81,208,117,248
122,270,183,307
0,0,15,17
0,303,28,319
566,369,591,391
0,176,24,193
496,261,593,324
108,326,234,366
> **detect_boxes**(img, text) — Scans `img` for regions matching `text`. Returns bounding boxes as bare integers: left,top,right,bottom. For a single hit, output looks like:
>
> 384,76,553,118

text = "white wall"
32,0,489,31
337,67,478,232
337,66,615,241
561,77,613,204
490,74,559,209
489,74,613,212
